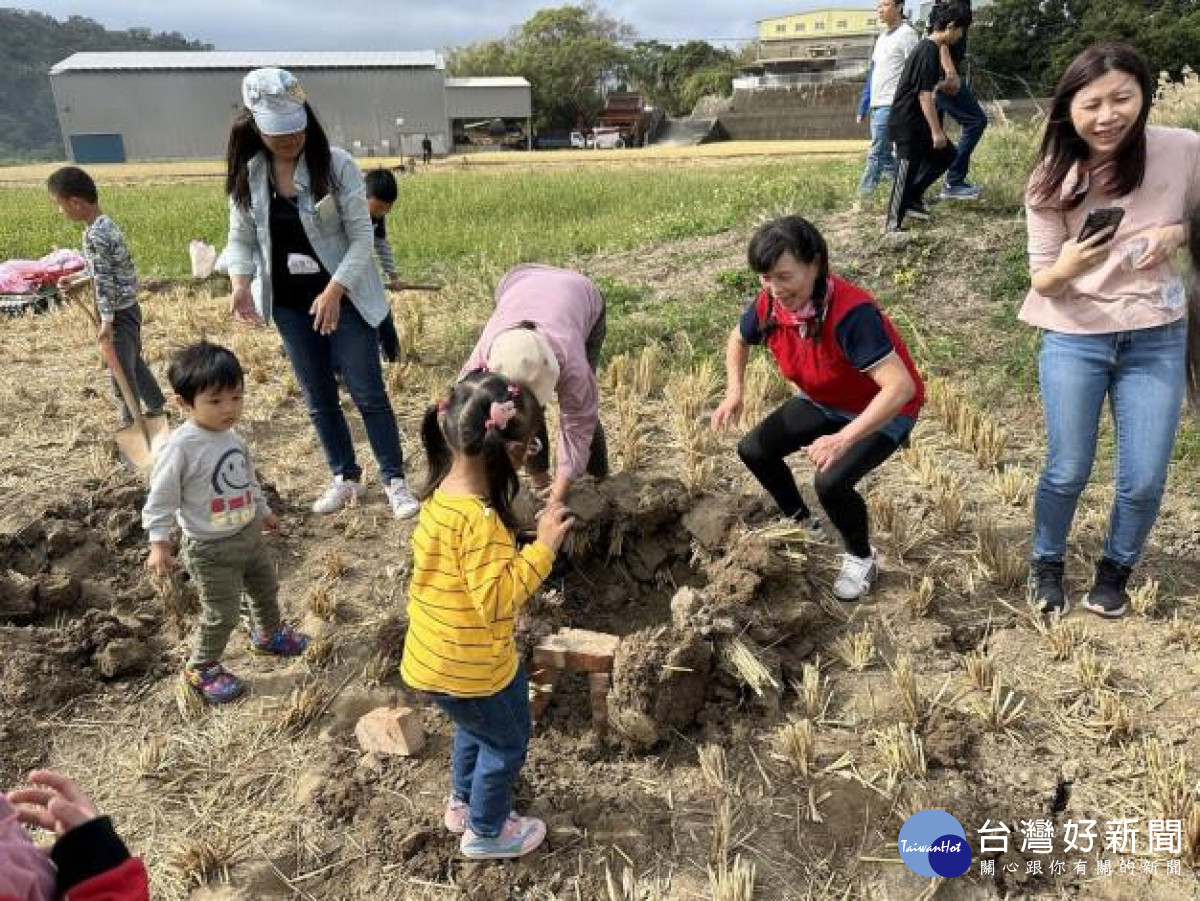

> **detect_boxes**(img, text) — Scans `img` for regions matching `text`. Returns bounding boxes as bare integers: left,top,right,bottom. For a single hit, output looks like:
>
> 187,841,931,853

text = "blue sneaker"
940,182,982,201
461,814,546,859
250,623,309,657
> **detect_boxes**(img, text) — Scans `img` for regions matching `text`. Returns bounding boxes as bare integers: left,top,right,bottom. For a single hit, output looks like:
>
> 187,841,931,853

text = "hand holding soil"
8,770,99,836
535,500,575,552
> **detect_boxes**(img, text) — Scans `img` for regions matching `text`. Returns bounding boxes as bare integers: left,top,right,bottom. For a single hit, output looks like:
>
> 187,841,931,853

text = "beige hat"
486,328,559,406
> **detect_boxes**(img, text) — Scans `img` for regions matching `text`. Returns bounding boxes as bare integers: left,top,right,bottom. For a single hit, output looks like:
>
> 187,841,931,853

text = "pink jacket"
0,797,55,901
461,265,605,481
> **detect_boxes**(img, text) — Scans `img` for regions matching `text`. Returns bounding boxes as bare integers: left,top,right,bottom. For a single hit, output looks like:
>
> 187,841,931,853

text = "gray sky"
23,1,879,50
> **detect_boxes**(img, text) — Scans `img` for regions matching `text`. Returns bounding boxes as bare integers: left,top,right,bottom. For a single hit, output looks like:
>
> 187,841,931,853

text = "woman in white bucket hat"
223,67,419,519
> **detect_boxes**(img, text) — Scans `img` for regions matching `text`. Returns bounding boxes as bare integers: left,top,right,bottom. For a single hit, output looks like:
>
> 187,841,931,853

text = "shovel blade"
115,415,171,473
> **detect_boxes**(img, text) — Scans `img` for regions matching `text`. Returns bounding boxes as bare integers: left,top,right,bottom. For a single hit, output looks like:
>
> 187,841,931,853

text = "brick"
355,706,426,757
532,628,619,674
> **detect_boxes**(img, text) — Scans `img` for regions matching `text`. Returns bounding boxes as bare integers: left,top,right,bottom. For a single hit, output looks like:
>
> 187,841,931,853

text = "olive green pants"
181,520,280,666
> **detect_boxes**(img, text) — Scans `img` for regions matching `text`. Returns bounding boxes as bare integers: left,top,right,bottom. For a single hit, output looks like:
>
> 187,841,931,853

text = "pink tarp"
0,249,87,295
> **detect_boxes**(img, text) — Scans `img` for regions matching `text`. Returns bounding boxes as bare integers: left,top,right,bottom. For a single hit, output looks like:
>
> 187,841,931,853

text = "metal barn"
49,51,531,162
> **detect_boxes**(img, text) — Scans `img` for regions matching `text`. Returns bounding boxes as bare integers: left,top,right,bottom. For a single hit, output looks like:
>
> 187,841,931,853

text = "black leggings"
886,140,957,231
737,396,902,557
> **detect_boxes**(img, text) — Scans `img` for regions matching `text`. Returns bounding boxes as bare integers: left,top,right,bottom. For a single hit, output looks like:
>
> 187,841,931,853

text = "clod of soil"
607,626,713,748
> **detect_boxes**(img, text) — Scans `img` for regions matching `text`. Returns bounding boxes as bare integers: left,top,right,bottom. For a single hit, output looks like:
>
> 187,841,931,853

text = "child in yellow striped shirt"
400,370,574,860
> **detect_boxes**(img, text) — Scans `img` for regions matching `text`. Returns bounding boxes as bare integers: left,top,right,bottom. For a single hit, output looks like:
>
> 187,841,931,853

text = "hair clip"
485,401,517,431
507,385,521,398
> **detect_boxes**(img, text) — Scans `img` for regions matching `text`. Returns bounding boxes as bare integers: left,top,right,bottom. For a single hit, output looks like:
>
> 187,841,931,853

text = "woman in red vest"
712,216,924,600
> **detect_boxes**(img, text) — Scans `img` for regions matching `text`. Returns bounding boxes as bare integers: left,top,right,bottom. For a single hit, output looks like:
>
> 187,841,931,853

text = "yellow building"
757,8,879,41
745,6,879,83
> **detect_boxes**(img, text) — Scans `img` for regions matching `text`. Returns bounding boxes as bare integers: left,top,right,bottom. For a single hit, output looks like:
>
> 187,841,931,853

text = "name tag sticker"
287,253,320,275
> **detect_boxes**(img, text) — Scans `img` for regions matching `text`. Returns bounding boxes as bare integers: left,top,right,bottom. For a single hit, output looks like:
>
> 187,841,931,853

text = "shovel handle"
99,338,152,446
392,282,443,292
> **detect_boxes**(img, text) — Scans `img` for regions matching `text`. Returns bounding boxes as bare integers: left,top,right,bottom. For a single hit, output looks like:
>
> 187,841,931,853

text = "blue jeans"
935,83,987,187
431,668,531,837
1033,321,1186,567
858,106,896,195
273,303,405,483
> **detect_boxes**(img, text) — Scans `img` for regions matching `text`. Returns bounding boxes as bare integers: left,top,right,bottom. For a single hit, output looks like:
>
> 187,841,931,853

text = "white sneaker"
385,477,420,520
312,476,367,514
833,548,878,601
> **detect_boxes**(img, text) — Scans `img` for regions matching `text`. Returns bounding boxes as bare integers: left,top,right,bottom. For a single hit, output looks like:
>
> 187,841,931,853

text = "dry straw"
971,677,1026,733
663,361,718,490
962,649,995,693
905,576,936,618
604,864,671,901
777,718,816,777
699,743,732,794
721,636,780,697
796,658,828,720
874,723,927,788
892,654,922,725
992,465,1032,507
832,628,876,672
708,854,756,901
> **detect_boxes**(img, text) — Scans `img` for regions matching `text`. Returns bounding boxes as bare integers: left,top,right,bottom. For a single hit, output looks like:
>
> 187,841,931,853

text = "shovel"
61,276,170,473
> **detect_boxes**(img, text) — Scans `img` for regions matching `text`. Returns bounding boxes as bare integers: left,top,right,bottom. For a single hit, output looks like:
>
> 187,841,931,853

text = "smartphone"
1078,207,1125,243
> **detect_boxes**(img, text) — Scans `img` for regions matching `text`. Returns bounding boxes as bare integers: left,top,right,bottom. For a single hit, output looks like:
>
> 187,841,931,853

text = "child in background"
400,371,575,860
3,770,149,901
142,341,307,703
46,166,166,427
364,168,403,363
884,1,970,232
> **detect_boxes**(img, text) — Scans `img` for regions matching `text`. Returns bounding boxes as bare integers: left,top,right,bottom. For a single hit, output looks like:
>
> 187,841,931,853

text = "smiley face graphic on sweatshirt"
209,447,255,528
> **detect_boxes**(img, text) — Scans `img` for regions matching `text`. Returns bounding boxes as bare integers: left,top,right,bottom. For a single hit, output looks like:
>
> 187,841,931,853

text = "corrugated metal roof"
445,77,531,89
51,51,443,75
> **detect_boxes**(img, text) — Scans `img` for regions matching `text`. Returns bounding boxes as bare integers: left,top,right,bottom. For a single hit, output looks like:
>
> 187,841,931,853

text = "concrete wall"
51,67,451,160
714,83,867,140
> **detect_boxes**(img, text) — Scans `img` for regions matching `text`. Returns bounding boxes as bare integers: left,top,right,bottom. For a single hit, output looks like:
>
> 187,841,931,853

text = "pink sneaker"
460,814,546,860
444,798,469,834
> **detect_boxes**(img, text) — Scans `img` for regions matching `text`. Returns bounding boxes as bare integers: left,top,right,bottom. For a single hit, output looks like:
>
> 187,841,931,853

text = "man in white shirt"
856,0,919,196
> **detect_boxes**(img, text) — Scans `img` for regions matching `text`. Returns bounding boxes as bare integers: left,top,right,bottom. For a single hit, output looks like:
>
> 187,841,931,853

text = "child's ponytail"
418,402,452,499
427,371,544,527
481,403,522,530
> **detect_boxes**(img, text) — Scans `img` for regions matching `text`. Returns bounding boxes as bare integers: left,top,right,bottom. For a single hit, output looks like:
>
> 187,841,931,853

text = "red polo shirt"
739,274,924,418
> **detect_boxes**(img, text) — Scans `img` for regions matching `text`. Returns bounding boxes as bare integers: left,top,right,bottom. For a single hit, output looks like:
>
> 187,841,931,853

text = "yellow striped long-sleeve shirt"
400,491,556,697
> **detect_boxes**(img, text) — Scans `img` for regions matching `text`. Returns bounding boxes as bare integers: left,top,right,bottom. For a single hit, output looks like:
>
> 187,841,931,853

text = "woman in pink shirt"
1022,43,1200,618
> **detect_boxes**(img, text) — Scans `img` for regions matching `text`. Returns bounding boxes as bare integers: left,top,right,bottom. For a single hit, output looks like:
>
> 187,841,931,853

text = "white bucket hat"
242,67,308,136
486,328,560,406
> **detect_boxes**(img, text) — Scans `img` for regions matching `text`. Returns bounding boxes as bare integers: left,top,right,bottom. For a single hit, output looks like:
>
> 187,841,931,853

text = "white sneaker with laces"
312,476,367,514
385,477,420,520
833,548,878,600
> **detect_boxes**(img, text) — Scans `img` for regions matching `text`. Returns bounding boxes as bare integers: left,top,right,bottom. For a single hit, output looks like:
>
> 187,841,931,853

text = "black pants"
886,140,957,232
109,304,166,427
528,305,609,480
737,396,902,557
377,312,400,363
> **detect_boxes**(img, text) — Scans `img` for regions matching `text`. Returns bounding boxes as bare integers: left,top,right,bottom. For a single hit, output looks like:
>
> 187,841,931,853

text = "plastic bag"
189,240,217,278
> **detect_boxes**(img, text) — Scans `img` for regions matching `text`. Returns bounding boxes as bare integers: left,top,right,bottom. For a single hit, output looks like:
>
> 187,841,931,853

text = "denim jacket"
224,147,389,327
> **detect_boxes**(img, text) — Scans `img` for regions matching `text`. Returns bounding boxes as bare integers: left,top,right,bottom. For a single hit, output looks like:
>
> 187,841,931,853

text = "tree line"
0,8,208,161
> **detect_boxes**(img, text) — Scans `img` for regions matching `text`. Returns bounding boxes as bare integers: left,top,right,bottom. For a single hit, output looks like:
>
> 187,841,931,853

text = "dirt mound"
525,476,827,749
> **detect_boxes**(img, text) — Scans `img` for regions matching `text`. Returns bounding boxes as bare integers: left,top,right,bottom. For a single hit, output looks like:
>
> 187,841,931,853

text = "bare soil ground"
2,204,1199,901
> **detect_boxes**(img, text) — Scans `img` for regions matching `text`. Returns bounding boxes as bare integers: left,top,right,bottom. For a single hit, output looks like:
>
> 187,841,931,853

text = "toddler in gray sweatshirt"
142,341,307,704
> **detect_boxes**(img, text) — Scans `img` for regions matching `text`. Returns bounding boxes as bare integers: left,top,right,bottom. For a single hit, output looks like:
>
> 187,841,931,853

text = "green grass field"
0,158,860,281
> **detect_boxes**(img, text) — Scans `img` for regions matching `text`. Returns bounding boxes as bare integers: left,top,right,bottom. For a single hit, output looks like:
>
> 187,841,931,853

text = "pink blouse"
1020,126,1200,334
